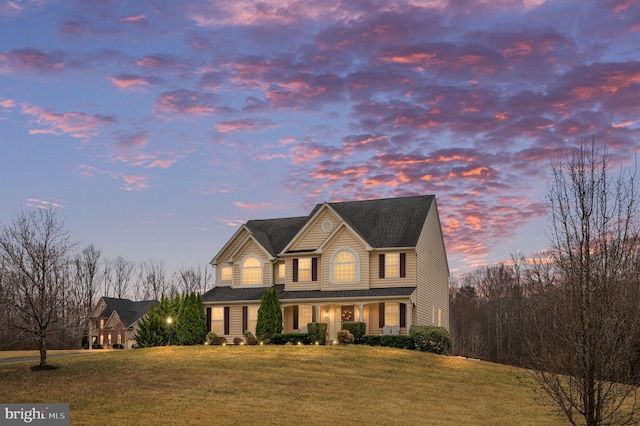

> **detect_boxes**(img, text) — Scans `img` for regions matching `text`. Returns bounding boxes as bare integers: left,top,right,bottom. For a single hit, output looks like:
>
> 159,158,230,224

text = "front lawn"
0,345,564,425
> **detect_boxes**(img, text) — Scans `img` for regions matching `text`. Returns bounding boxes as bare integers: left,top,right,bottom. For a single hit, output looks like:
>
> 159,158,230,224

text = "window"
385,302,400,327
331,249,359,283
385,253,400,278
379,253,406,278
220,266,232,281
298,258,311,281
299,305,313,329
278,263,285,280
243,306,259,333
293,258,317,282
211,307,225,334
241,256,262,285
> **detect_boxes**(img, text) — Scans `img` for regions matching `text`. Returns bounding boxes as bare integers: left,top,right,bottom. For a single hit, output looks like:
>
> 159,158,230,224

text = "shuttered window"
379,253,406,279
293,258,317,282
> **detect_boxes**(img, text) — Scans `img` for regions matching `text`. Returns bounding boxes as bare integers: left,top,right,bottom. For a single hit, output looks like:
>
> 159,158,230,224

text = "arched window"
330,248,359,284
241,256,262,285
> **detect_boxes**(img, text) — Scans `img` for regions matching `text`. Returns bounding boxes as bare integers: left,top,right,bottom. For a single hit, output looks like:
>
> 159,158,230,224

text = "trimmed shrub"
306,322,327,345
272,333,308,345
233,336,244,345
337,329,354,344
205,332,227,345
91,344,103,349
380,335,415,349
112,343,124,349
410,325,452,354
341,322,366,342
361,335,382,346
243,330,258,345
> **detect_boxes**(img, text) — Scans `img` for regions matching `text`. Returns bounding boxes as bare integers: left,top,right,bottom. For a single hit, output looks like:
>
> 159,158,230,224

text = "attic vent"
321,220,334,233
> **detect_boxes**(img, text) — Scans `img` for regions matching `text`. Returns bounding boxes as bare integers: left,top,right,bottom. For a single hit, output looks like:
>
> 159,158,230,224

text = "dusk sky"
2,0,640,278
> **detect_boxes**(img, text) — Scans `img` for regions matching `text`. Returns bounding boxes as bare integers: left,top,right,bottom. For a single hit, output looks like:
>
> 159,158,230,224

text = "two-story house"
90,297,158,349
202,195,449,342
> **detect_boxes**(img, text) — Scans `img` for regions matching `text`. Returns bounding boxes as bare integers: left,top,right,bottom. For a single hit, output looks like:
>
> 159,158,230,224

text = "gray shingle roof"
96,297,159,328
202,284,415,303
324,195,434,248
245,216,308,257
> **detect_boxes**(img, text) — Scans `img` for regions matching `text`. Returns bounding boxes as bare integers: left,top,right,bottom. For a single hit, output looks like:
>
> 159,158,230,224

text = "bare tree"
136,259,167,301
109,256,135,298
75,244,101,344
523,140,640,425
175,265,208,295
0,209,76,368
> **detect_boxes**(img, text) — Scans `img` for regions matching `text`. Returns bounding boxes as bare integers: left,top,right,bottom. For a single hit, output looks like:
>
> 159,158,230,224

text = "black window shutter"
312,307,316,323
379,303,385,328
206,307,212,333
292,258,298,282
311,257,318,281
242,306,248,332
400,253,406,278
379,254,385,278
400,303,406,328
224,306,230,335
293,305,299,329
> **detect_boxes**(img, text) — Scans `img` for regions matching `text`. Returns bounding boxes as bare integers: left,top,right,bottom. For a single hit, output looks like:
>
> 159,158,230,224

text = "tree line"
0,208,212,365
450,141,640,425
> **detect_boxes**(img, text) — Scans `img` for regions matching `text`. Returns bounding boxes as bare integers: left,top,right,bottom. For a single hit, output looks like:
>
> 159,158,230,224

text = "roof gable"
93,297,158,327
328,195,434,248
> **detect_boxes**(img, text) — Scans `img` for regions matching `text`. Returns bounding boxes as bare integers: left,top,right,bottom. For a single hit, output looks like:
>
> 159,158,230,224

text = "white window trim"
240,255,264,286
329,247,360,285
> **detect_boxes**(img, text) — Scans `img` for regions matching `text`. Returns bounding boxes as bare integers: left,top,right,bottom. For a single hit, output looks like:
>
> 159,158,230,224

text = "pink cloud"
215,118,275,133
109,74,162,89
233,201,280,210
25,198,64,209
0,98,15,108
1,48,65,74
154,89,222,116
22,104,117,139
120,14,146,23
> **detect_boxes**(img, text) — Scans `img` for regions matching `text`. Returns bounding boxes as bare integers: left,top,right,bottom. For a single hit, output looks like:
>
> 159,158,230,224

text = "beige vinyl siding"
273,260,286,285
288,208,338,251
369,250,417,288
415,200,450,330
282,306,295,332
369,303,382,335
284,257,322,291
321,227,369,291
228,305,243,339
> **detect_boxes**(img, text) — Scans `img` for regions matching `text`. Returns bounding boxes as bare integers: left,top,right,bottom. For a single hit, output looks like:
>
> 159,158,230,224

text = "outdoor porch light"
166,317,172,345
324,309,329,318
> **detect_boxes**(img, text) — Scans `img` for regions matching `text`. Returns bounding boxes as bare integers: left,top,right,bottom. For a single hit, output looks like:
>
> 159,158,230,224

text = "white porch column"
407,302,413,332
315,305,321,323
358,304,364,322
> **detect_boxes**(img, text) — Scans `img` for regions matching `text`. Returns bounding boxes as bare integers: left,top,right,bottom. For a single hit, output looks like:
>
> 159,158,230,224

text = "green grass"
0,346,566,425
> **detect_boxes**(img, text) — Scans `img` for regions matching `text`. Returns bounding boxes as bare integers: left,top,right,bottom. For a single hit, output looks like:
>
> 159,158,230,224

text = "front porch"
281,301,414,342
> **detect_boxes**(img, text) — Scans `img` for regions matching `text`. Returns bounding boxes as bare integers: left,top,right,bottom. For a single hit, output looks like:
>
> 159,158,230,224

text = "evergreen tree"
175,292,207,345
255,288,282,342
134,305,166,347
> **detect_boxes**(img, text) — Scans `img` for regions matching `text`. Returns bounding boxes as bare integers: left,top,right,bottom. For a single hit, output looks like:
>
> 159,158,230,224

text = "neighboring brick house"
90,297,158,349
203,195,449,342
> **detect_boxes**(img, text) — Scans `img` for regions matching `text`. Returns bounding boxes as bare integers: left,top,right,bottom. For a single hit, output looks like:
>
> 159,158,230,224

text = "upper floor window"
330,248,359,284
220,266,232,281
241,256,262,285
293,258,318,282
379,253,406,278
277,263,285,280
